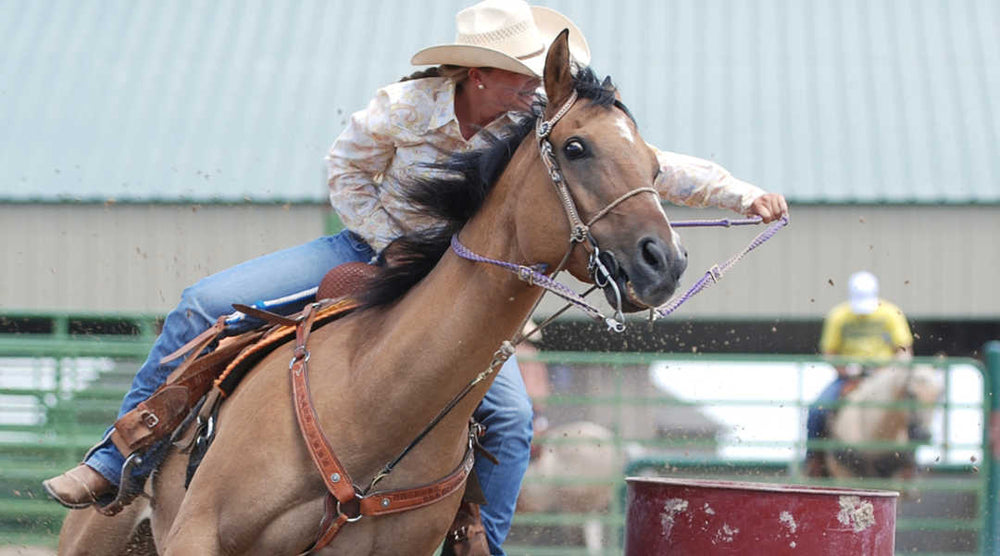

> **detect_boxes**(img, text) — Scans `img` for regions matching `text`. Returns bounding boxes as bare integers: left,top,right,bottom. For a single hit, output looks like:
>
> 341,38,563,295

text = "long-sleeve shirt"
326,77,765,253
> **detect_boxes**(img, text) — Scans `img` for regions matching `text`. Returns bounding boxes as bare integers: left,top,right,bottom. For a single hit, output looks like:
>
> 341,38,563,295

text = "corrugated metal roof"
1,0,997,204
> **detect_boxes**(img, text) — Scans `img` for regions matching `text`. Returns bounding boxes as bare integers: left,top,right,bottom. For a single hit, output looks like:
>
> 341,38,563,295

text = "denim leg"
85,231,374,485
806,377,845,449
472,355,533,555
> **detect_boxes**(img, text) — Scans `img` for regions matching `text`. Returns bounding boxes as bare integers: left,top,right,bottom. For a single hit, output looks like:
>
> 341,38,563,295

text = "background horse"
517,421,622,555
57,32,685,555
825,364,943,480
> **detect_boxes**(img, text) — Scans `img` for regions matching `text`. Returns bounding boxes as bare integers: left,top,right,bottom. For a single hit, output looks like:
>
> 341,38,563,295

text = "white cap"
848,271,879,315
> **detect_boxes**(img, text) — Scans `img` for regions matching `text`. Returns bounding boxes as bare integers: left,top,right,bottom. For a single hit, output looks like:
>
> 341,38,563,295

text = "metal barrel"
624,477,898,555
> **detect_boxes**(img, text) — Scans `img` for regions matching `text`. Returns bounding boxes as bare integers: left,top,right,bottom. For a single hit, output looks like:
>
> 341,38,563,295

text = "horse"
824,364,943,480
56,31,686,555
516,421,622,554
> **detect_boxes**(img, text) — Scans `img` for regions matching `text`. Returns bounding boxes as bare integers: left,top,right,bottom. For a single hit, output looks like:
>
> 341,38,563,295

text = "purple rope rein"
450,214,789,328
450,235,615,325
655,214,788,317
671,216,769,228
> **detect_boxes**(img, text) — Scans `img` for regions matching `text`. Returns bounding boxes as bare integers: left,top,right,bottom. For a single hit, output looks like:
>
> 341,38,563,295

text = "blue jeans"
806,377,845,447
83,230,532,552
474,356,533,555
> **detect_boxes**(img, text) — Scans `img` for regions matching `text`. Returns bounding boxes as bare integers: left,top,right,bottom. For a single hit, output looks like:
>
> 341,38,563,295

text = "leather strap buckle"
140,410,159,429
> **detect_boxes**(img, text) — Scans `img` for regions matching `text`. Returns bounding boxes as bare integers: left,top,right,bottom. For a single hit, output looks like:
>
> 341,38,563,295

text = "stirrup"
94,452,148,516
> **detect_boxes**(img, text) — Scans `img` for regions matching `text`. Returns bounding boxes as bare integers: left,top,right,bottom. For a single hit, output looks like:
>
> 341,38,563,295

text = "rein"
451,215,787,328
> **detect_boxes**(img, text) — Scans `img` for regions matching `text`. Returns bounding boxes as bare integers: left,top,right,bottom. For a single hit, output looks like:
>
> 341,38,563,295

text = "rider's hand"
747,193,789,223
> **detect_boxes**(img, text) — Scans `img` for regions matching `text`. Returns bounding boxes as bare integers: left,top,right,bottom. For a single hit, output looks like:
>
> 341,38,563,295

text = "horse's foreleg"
154,458,229,556
57,498,151,556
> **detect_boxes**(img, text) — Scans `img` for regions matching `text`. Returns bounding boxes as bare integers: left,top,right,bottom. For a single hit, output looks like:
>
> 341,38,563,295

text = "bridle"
451,86,789,338
453,88,660,333
533,89,659,330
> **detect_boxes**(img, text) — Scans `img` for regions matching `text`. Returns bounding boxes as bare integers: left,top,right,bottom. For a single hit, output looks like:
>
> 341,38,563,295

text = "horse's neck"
358,159,543,389
840,367,910,441
853,367,908,402
353,214,544,415
377,252,541,366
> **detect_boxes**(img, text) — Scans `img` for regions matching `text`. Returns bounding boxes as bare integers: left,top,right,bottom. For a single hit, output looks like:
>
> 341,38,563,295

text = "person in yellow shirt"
806,270,917,475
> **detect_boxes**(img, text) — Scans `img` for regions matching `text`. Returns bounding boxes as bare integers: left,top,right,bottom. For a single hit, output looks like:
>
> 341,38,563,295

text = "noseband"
450,87,788,334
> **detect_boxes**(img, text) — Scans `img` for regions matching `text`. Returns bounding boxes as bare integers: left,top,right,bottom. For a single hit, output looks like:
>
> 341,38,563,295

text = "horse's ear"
543,29,573,118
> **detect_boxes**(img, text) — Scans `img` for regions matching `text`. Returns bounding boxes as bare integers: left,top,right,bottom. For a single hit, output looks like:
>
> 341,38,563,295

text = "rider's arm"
647,144,788,222
326,89,399,252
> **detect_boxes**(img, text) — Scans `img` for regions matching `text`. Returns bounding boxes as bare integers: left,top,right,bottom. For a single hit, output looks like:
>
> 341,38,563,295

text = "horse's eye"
563,139,587,160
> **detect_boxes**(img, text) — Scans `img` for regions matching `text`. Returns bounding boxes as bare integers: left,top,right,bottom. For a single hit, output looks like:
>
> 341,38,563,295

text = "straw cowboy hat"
411,0,591,77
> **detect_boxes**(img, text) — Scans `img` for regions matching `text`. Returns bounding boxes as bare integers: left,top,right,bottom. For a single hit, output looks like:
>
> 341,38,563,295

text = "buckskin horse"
825,364,943,480
56,32,686,554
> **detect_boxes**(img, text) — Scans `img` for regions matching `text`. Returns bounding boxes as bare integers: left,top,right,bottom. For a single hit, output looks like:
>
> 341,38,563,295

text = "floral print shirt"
326,77,765,253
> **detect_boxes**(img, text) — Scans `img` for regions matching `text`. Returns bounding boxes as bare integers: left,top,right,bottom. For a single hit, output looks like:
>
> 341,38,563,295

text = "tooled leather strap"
160,316,228,366
306,435,476,553
289,304,358,504
291,304,476,553
110,322,259,455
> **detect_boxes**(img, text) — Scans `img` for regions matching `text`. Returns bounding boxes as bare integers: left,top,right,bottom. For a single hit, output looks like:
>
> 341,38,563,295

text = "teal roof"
2,0,998,204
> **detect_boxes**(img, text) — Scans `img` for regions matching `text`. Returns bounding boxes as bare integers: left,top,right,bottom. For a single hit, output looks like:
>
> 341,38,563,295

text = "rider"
806,270,918,475
43,0,788,553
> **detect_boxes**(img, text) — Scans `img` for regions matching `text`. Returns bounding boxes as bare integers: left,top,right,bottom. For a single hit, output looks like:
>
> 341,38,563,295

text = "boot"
441,501,490,556
42,463,114,509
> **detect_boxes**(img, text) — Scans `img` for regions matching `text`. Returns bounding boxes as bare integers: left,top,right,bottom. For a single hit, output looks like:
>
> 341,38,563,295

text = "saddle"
108,262,378,460
100,262,489,554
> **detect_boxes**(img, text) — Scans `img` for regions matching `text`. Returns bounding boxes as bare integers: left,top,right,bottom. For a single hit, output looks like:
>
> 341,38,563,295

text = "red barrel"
625,477,897,555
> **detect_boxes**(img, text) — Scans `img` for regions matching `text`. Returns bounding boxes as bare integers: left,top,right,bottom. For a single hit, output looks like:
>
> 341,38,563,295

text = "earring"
477,83,485,90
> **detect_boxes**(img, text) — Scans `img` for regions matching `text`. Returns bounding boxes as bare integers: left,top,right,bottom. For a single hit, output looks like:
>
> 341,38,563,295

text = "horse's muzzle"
601,235,687,312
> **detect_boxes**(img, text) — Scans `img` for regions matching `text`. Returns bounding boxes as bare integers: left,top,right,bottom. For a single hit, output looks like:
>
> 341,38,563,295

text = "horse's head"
514,31,687,311
906,365,944,435
907,365,944,405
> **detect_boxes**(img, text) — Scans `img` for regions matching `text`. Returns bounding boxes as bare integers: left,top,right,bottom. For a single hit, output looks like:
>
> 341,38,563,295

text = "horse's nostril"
639,238,666,270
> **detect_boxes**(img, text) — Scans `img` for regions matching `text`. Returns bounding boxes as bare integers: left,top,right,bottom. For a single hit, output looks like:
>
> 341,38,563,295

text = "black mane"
358,67,619,309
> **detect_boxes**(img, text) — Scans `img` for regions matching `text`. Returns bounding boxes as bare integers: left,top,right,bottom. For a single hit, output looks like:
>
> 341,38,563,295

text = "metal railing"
507,349,997,556
0,317,996,554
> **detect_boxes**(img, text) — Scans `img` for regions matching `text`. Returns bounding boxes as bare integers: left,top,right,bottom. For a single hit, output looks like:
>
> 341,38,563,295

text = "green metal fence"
0,314,157,547
506,350,995,556
0,315,996,555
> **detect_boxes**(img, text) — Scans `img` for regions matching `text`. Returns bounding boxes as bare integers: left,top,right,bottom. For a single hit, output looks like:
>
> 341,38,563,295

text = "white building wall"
0,204,325,314
1,204,996,319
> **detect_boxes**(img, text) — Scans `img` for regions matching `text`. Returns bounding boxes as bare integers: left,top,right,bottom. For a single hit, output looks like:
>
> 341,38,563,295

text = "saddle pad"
215,298,359,397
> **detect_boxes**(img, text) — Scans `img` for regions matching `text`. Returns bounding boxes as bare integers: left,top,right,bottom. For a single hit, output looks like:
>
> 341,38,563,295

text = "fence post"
984,341,1000,555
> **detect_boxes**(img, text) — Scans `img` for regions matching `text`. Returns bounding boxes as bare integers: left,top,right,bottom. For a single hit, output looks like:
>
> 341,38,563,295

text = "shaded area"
539,318,1000,358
